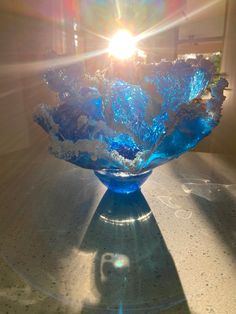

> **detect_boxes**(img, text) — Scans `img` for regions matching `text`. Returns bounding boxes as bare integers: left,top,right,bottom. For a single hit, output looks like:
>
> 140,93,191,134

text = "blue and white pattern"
34,57,228,174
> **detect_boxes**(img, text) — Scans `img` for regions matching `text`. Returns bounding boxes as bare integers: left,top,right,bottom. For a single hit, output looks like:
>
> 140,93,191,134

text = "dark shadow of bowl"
80,189,191,314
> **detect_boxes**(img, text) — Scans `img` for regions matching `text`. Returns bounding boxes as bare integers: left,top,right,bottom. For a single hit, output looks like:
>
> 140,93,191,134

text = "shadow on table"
0,166,190,313
80,190,190,314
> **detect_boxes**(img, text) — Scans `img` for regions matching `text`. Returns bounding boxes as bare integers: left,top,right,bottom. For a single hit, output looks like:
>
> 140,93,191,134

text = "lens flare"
109,30,136,60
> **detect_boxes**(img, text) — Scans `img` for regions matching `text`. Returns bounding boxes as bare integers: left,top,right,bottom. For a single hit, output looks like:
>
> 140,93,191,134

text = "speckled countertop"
0,148,236,314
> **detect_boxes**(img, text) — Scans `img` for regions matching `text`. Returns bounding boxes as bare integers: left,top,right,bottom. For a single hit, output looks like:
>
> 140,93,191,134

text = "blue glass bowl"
34,57,228,193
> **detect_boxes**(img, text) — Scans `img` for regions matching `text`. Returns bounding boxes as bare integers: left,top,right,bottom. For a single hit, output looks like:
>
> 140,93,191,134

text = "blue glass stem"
94,170,152,194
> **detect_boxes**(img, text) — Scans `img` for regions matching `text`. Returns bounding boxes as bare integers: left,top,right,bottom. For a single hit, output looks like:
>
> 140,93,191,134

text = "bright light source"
109,30,136,60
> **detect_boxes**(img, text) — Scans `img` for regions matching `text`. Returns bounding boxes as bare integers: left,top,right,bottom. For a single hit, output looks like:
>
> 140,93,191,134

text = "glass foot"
94,169,152,194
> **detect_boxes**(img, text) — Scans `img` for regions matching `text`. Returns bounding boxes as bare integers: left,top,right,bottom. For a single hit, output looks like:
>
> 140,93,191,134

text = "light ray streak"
136,6,185,40
80,26,110,41
115,0,122,20
137,46,172,58
0,82,41,99
135,0,221,42
0,48,109,76
139,46,171,51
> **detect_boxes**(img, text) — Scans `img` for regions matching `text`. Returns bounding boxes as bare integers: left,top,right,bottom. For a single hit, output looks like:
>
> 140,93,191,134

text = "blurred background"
0,0,235,156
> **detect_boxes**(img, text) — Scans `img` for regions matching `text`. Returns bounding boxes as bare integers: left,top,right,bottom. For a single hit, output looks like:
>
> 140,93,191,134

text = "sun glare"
108,30,137,60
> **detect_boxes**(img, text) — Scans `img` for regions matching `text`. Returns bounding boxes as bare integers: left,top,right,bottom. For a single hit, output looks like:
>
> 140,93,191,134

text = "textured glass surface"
94,170,152,193
34,57,228,191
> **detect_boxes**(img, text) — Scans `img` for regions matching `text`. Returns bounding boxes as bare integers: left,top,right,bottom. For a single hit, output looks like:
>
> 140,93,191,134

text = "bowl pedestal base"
94,169,152,194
